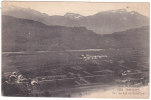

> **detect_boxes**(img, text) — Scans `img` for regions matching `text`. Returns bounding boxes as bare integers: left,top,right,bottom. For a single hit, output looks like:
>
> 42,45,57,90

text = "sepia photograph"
1,1,150,98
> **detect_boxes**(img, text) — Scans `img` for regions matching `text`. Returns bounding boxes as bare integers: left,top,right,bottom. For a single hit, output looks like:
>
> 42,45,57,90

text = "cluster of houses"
80,54,108,61
3,72,38,86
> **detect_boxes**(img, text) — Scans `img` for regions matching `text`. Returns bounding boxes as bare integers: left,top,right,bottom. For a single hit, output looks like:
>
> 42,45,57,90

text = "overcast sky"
2,2,150,17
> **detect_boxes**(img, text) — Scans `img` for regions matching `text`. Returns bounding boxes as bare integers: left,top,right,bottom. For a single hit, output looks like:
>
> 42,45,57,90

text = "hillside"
2,15,149,52
2,15,101,52
103,26,149,50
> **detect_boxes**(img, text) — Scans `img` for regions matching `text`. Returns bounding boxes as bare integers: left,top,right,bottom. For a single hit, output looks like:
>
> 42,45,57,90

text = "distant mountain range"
3,6,149,34
2,15,149,52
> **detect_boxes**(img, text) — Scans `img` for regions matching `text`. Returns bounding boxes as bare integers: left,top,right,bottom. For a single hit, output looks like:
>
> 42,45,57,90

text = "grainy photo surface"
2,2,150,98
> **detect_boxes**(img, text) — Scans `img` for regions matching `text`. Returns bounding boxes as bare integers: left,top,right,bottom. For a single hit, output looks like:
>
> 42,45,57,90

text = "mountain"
2,6,51,25
2,15,149,52
64,13,84,19
2,15,101,52
3,7,149,34
104,26,149,50
78,9,149,34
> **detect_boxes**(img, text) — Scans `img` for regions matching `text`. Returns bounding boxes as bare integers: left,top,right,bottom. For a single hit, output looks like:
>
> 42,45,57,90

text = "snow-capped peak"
130,11,136,15
64,13,83,19
110,9,127,13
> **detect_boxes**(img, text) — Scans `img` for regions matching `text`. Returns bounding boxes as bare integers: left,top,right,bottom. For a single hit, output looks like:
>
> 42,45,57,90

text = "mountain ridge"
3,6,149,34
